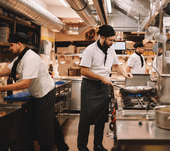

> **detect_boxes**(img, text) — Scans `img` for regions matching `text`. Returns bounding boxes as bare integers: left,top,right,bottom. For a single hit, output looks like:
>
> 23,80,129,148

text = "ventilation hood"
0,0,107,35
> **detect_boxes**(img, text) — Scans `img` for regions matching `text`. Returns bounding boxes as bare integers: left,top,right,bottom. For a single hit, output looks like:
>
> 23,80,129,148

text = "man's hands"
0,82,5,92
124,72,133,79
100,76,114,87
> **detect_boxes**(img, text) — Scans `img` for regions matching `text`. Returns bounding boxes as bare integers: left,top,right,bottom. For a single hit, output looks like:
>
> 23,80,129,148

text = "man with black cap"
0,32,69,151
126,42,146,74
77,25,132,151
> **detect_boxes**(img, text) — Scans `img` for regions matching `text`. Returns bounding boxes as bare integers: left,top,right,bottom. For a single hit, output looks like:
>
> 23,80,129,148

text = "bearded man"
77,25,132,151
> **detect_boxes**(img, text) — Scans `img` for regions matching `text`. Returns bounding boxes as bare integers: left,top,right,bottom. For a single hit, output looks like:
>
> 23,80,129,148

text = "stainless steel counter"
115,120,170,151
116,110,155,121
112,87,170,151
0,92,26,118
116,120,170,142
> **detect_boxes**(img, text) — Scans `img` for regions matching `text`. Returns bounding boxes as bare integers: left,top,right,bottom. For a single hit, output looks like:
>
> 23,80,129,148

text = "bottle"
49,64,54,78
7,75,13,96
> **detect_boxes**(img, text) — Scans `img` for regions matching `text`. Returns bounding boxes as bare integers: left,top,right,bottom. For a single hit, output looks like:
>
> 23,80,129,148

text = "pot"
113,84,153,94
155,105,170,129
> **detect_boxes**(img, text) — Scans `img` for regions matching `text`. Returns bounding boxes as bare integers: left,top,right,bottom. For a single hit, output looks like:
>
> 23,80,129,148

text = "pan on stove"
114,84,153,94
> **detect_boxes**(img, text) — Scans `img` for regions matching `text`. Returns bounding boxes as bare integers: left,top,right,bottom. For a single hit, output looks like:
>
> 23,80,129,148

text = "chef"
0,32,69,151
151,43,163,79
126,42,146,74
77,25,132,151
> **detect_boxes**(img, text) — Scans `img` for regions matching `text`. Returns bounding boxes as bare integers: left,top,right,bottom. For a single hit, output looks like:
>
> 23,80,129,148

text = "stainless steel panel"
116,120,170,151
70,80,81,110
125,74,150,86
116,120,170,141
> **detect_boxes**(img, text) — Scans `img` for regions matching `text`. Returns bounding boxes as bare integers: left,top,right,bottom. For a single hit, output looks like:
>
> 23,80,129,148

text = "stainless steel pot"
155,105,170,129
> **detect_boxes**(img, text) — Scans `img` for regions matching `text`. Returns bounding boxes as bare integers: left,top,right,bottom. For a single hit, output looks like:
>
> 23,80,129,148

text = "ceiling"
1,0,170,35
39,0,170,32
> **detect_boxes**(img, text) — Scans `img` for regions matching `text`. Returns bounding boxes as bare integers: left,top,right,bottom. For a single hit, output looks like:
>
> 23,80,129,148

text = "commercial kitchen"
1,0,170,151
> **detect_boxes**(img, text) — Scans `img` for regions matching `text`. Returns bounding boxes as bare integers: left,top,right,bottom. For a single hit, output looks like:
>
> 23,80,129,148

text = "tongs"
113,83,124,89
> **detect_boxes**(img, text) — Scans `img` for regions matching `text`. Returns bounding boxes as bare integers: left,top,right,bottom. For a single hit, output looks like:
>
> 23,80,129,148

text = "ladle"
147,63,161,76
148,0,160,34
154,0,167,43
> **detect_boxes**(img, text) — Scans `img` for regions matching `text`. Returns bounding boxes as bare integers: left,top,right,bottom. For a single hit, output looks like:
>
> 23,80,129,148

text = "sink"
121,110,155,119
0,106,19,117
0,103,21,109
0,103,21,117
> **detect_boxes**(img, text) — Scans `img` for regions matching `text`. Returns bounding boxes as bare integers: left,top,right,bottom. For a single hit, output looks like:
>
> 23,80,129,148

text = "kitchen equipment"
155,105,170,129
148,0,160,35
149,63,161,76
155,0,167,43
120,88,157,110
125,74,150,87
68,68,81,76
157,74,170,103
114,84,153,94
4,92,32,102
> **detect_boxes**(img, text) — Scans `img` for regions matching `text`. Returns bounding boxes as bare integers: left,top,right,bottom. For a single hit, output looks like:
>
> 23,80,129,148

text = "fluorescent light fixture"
51,29,60,32
105,0,112,13
60,0,68,7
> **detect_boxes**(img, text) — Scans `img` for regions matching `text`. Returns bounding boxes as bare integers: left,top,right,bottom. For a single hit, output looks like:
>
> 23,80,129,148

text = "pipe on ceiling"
0,0,66,32
0,0,105,34
92,0,108,25
66,0,99,26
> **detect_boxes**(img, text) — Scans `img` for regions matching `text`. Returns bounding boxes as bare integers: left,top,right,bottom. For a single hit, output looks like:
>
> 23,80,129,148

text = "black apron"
32,87,56,146
80,78,110,126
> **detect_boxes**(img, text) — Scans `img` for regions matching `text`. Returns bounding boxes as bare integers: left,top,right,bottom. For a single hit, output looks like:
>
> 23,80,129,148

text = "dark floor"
61,114,114,151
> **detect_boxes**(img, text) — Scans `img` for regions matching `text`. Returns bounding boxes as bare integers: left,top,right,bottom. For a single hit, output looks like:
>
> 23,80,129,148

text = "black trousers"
77,122,105,150
39,116,69,151
32,88,69,151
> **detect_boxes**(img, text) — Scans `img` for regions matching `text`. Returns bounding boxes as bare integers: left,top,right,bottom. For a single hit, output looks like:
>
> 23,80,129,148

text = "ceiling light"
51,29,60,32
105,0,112,13
59,55,66,64
60,0,68,7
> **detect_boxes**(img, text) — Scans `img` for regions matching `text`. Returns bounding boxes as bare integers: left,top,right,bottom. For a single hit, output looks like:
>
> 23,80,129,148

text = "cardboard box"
68,44,75,53
0,33,9,42
0,27,9,42
0,27,9,34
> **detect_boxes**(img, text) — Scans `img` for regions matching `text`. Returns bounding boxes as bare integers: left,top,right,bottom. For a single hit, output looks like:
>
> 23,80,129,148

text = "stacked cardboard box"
0,27,10,42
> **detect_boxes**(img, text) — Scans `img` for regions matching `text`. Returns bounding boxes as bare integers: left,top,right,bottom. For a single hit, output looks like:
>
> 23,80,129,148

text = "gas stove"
120,89,158,110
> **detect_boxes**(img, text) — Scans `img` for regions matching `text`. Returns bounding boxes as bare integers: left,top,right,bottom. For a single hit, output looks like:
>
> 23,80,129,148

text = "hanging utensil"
137,13,141,36
155,0,167,43
145,0,154,39
148,63,161,76
148,0,160,34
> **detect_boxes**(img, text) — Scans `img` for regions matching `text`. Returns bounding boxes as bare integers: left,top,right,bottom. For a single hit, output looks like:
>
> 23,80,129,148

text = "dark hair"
133,42,144,48
97,25,115,37
167,39,170,44
8,32,30,44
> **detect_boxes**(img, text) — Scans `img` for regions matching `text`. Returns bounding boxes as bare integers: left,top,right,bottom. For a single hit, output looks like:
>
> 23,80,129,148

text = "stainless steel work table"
115,120,170,151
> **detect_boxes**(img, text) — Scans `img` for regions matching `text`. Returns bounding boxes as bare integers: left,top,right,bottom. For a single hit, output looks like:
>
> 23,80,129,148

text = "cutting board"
4,92,32,102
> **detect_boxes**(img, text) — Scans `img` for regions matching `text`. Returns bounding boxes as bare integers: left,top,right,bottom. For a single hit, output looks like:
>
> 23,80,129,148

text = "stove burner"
120,89,157,110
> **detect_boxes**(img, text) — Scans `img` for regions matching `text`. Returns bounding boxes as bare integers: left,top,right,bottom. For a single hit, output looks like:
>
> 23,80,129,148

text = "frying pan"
113,84,153,94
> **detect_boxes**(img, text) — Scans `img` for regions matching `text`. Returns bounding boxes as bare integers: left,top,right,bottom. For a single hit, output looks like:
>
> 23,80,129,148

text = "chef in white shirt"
151,43,163,79
126,42,145,74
